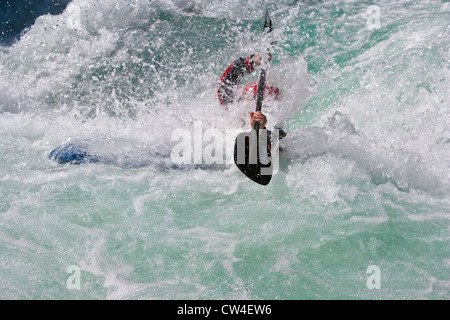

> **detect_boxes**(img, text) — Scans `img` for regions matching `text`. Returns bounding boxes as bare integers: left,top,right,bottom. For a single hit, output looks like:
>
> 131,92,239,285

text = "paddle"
233,10,274,185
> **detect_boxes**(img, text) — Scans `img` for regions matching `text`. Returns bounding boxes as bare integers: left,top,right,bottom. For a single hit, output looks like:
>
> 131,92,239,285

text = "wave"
0,0,448,197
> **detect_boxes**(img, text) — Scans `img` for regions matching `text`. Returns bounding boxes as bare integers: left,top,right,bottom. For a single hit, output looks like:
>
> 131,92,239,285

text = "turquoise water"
0,0,449,299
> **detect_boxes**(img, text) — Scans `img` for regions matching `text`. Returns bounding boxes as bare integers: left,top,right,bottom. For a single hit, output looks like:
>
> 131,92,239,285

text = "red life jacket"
242,82,281,101
218,56,255,105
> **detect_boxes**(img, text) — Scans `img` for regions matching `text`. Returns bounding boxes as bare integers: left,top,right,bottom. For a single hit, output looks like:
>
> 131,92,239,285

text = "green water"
0,0,449,299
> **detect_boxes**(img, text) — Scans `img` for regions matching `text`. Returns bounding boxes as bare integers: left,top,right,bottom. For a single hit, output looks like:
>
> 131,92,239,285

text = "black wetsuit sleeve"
222,57,249,87
218,56,254,105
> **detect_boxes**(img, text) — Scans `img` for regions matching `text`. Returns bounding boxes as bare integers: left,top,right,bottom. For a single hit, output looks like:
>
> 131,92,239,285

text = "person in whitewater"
217,53,286,138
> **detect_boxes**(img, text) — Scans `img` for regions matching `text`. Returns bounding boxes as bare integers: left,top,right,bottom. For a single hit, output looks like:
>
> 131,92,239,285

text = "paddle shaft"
232,10,274,185
253,68,267,129
253,10,272,129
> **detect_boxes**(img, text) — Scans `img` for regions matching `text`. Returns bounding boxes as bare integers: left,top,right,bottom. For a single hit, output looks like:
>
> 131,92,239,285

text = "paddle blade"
234,130,272,186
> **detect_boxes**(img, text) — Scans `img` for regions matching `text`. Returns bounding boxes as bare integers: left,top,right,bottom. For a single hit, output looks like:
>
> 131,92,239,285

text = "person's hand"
250,111,267,129
252,55,262,66
252,53,272,67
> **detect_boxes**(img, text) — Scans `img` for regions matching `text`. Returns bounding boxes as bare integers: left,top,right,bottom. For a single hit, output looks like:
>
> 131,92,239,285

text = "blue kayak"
48,139,230,171
49,142,101,164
